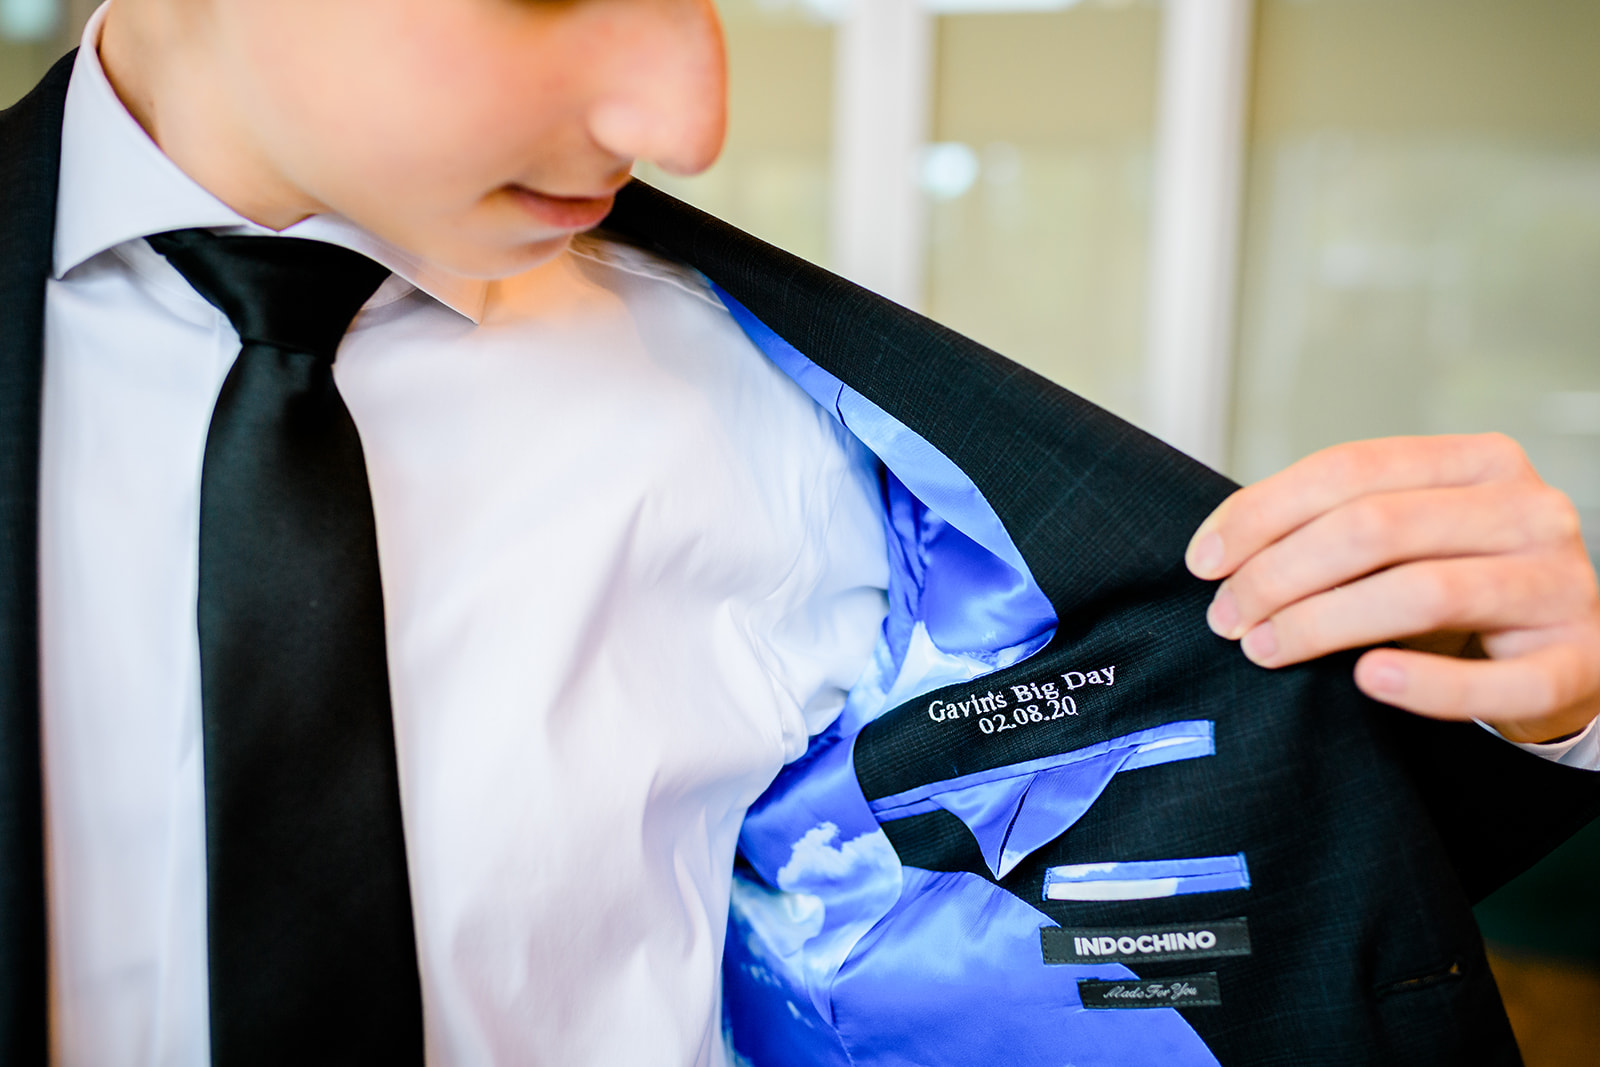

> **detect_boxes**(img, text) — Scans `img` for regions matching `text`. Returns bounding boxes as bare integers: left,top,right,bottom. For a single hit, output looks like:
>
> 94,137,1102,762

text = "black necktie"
146,230,424,1066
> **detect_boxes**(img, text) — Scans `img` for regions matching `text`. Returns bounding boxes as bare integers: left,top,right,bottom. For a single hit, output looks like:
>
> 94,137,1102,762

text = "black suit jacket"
4,51,1599,1066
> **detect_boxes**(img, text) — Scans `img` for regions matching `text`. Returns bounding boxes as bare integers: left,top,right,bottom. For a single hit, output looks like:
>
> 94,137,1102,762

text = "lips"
505,184,619,231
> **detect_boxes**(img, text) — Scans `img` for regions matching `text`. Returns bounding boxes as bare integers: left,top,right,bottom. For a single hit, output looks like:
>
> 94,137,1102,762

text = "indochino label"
1077,973,1222,1010
1042,918,1250,965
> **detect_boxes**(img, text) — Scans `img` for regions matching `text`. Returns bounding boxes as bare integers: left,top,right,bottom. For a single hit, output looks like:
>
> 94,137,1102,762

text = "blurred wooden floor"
1487,948,1600,1067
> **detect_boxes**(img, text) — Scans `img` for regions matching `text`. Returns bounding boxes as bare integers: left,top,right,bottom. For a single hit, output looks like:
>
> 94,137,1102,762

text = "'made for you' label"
1042,919,1250,965
1077,973,1222,1010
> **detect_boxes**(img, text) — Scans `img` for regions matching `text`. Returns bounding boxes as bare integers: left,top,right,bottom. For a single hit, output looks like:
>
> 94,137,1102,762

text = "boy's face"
209,0,726,277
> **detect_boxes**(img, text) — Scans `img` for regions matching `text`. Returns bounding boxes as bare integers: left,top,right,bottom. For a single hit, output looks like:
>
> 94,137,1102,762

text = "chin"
423,232,577,281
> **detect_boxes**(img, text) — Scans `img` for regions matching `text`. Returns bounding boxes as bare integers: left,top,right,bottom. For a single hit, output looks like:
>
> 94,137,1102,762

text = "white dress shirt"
38,7,1600,1067
41,9,891,1065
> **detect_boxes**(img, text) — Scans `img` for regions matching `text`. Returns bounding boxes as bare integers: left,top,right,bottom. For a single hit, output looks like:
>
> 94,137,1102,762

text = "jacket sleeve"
1387,710,1600,903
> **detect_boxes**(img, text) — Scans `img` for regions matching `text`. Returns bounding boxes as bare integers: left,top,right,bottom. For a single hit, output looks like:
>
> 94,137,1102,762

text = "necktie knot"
147,229,390,358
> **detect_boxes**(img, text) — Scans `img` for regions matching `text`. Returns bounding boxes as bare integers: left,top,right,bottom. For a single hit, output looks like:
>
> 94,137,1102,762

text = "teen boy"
0,0,1595,1064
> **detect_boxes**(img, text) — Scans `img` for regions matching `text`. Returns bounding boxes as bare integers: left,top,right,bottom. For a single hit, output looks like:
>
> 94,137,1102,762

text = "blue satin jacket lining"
869,720,1216,880
712,286,1228,1067
1043,853,1252,901
714,283,1056,730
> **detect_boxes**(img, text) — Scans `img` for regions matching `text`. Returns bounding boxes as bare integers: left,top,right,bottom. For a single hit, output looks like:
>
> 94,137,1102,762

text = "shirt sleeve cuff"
1476,715,1600,771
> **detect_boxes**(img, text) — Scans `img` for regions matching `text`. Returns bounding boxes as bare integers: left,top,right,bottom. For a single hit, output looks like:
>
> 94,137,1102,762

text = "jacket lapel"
603,179,1235,620
0,48,74,1066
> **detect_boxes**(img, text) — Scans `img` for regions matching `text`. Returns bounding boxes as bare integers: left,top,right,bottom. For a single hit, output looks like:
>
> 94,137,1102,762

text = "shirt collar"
53,2,488,323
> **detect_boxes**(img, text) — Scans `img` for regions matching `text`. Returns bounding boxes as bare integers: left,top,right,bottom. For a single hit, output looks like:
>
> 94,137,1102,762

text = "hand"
1184,434,1600,745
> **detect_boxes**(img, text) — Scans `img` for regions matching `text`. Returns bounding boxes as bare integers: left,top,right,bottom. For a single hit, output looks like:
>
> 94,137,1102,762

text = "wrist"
1488,705,1600,746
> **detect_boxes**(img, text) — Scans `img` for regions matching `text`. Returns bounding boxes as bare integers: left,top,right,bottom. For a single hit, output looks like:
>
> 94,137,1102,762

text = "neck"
97,0,326,230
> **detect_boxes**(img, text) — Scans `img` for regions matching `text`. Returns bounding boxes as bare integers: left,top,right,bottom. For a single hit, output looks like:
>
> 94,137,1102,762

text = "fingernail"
1188,532,1224,578
1241,621,1278,664
1366,663,1406,696
1207,588,1241,638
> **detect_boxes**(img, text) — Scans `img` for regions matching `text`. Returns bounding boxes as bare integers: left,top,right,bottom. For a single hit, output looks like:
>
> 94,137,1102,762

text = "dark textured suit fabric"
4,52,1600,1065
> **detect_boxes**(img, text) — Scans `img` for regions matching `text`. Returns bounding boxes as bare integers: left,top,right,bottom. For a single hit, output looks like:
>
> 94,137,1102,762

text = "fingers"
1186,434,1535,581
1226,555,1595,669
1205,481,1585,642
1353,638,1600,743
1193,437,1591,671
1184,431,1600,743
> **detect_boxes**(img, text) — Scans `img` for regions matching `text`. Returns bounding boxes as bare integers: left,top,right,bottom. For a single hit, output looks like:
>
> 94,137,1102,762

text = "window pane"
925,2,1160,424
1232,0,1600,559
0,0,72,110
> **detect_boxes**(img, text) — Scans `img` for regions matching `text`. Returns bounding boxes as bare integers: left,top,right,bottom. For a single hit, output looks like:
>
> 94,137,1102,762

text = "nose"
587,0,728,176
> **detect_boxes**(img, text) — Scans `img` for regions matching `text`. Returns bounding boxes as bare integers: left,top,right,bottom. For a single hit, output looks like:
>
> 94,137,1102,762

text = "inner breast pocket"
1042,853,1251,902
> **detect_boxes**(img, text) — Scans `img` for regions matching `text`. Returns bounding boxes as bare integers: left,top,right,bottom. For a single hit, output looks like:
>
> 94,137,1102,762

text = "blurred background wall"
5,0,1598,1061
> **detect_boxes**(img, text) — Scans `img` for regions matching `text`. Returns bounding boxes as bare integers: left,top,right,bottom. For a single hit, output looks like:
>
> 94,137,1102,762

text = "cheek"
238,1,573,221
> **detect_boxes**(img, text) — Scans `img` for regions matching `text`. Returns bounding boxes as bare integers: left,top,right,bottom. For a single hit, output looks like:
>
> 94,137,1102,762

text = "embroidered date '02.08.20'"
925,665,1118,736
